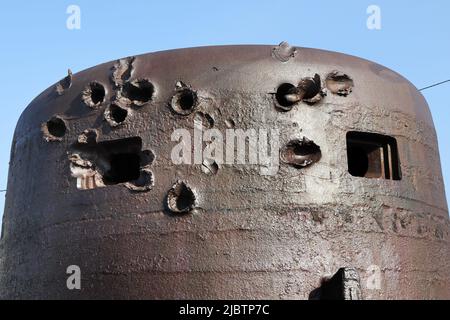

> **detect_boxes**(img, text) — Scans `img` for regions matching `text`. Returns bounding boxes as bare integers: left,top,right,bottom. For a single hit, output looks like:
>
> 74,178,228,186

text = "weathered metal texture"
0,44,449,299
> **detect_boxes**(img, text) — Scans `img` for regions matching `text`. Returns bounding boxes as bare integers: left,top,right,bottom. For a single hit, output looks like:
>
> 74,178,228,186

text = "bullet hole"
122,79,154,106
141,150,156,166
167,181,197,214
47,117,67,137
82,81,106,108
300,74,322,102
194,112,214,129
70,137,154,191
125,169,155,192
105,103,128,127
347,132,401,180
56,69,73,95
225,118,236,129
275,83,297,111
42,116,67,142
280,138,322,168
111,106,128,123
202,159,219,175
326,71,354,96
77,129,98,145
112,57,135,87
272,41,297,62
275,75,324,109
171,88,198,115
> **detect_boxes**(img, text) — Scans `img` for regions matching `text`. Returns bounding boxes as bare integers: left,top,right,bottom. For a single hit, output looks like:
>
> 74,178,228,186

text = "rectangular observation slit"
70,137,148,190
346,131,401,180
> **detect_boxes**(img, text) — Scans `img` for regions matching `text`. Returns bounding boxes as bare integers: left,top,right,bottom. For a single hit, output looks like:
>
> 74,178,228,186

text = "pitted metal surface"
0,44,449,299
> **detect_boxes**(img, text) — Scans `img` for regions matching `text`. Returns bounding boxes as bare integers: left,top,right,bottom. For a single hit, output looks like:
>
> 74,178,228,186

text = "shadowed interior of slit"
69,137,150,189
346,131,401,180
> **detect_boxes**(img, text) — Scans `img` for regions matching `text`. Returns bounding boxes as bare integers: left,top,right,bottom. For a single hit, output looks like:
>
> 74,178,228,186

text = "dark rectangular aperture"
346,131,401,180
98,137,142,185
70,137,147,190
103,153,141,185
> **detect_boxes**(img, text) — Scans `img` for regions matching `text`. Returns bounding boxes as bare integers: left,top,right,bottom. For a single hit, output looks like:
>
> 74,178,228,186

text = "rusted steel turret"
1,44,449,299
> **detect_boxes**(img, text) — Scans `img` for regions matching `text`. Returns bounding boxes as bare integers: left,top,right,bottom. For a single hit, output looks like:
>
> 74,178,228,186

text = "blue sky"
0,0,449,221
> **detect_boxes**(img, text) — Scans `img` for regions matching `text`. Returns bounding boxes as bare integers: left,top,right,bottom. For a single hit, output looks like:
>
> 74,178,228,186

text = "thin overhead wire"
419,79,450,91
